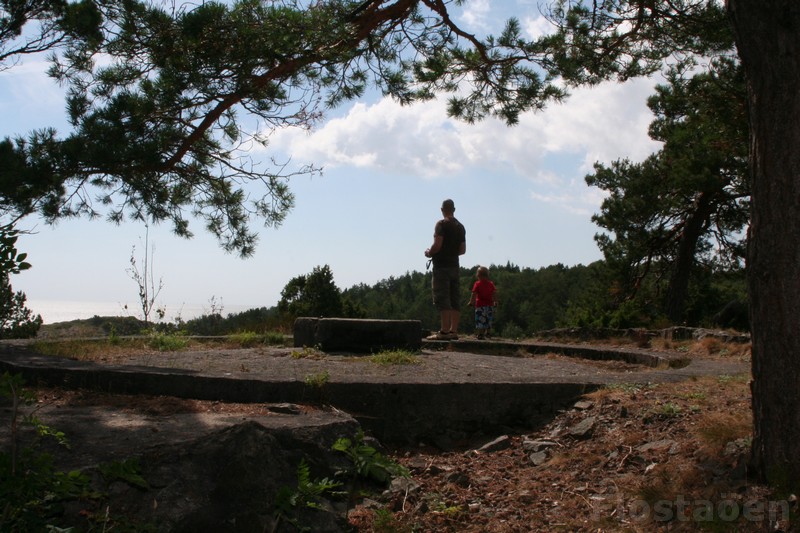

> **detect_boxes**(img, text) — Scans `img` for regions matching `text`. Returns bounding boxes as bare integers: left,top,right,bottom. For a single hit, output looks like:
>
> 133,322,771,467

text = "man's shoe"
448,332,459,340
426,331,451,340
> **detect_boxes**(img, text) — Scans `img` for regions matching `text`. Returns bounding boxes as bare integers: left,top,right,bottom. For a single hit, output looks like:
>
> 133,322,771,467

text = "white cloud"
458,0,492,32
531,181,608,217
267,76,661,215
269,98,475,177
522,13,556,39
534,78,662,170
0,59,67,131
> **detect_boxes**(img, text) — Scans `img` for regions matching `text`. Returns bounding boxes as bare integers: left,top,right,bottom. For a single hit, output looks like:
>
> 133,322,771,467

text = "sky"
0,1,663,323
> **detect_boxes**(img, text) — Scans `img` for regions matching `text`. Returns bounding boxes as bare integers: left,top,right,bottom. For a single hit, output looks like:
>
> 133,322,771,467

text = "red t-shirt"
472,279,496,307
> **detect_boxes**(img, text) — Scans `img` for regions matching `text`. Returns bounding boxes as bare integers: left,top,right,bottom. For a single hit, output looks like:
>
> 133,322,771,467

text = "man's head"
441,199,455,215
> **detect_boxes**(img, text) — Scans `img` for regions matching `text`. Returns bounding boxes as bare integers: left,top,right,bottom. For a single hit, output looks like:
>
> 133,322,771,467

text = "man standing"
424,199,466,340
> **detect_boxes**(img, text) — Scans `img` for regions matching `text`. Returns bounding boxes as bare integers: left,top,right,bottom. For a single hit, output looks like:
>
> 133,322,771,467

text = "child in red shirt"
468,266,498,339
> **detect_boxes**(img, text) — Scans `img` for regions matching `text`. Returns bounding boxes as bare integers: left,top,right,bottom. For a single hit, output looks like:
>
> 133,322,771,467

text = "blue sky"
0,1,662,323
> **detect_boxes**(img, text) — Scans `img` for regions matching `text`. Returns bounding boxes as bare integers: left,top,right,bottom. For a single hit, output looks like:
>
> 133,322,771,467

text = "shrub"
147,331,188,351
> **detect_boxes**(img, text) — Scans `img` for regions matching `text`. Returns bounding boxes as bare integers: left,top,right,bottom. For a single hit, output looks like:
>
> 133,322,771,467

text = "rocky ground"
9,331,788,532
371,370,783,532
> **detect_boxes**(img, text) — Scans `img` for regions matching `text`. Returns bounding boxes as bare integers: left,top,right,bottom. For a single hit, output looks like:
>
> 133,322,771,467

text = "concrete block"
293,317,422,353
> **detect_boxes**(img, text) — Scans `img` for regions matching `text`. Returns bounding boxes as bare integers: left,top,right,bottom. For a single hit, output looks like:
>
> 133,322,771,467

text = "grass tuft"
369,350,421,365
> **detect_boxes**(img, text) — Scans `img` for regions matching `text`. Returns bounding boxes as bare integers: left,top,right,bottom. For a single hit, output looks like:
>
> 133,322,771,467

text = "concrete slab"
0,339,749,443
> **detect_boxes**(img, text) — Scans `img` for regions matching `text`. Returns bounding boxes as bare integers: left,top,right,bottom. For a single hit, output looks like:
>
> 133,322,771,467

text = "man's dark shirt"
432,217,466,269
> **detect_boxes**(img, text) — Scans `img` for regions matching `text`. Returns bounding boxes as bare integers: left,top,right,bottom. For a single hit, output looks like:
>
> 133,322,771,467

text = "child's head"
476,266,490,279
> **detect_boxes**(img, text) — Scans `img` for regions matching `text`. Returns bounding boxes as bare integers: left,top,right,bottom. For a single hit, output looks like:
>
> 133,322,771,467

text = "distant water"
26,299,256,325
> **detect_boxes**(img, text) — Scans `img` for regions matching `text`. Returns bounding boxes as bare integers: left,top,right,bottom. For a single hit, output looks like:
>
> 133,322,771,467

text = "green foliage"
341,260,746,334
332,430,409,486
303,370,330,389
586,59,748,324
262,330,287,345
372,507,410,533
227,330,285,347
98,458,149,490
499,322,526,340
89,315,147,336
273,458,342,530
278,264,345,322
1,0,576,255
545,0,733,85
369,350,421,366
0,452,93,531
146,331,188,351
0,373,92,531
227,330,263,348
179,306,281,336
0,373,157,531
292,346,324,360
0,225,31,275
0,225,41,339
0,276,42,339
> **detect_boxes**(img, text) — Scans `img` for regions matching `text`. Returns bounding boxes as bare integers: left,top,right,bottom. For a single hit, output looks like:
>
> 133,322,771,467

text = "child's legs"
485,306,494,331
475,306,491,332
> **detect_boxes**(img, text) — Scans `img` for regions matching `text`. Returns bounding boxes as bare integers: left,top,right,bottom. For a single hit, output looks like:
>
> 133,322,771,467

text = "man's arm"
459,241,466,255
425,234,444,257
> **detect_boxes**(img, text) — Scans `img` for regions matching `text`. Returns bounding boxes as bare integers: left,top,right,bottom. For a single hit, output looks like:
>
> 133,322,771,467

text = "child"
468,266,497,339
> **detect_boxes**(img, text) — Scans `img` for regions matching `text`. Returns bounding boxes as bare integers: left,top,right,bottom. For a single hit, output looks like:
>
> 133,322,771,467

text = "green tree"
586,59,749,323
278,265,343,320
0,226,41,338
1,0,566,256
544,0,800,490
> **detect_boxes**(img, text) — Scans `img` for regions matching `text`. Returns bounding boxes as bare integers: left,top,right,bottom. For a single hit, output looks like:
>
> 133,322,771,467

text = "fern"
332,430,409,485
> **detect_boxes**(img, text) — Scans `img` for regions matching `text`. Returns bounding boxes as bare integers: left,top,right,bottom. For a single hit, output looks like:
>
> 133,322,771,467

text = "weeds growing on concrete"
369,350,421,366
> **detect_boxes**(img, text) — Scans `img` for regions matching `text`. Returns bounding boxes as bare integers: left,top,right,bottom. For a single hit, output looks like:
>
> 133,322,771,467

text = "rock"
444,470,471,487
522,438,559,453
723,437,750,457
567,416,597,439
60,419,363,533
529,451,548,466
517,489,537,504
406,456,429,471
573,400,594,411
384,476,421,499
268,403,302,415
637,439,678,454
476,435,511,453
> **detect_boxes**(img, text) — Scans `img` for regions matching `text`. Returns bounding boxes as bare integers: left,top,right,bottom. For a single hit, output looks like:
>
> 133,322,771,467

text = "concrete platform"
0,338,749,443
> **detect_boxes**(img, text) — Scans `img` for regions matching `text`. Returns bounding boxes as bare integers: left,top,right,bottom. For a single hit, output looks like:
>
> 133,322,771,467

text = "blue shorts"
475,306,494,329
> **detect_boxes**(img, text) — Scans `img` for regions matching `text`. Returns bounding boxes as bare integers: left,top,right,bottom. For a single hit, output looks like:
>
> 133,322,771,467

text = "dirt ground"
4,333,784,532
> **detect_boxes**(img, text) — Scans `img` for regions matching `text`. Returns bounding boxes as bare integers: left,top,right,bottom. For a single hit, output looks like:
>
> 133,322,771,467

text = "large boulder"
293,317,422,353
60,418,362,533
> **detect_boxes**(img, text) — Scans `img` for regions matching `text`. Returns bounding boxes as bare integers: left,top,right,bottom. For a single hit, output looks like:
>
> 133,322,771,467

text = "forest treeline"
340,261,749,337
180,260,748,338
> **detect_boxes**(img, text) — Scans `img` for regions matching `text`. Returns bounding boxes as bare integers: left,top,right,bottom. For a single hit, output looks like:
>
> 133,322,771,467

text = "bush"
147,332,188,351
499,322,526,340
0,277,41,339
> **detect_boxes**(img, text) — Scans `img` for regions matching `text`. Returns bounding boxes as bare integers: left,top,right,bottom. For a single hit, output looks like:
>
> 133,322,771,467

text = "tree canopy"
587,57,749,322
1,0,570,255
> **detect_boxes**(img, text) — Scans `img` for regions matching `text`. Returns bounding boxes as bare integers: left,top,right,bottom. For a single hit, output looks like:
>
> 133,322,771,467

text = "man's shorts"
432,267,461,311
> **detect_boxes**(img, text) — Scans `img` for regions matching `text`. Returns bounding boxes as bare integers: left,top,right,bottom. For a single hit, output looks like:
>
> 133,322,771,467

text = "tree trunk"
664,191,714,323
728,0,800,487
